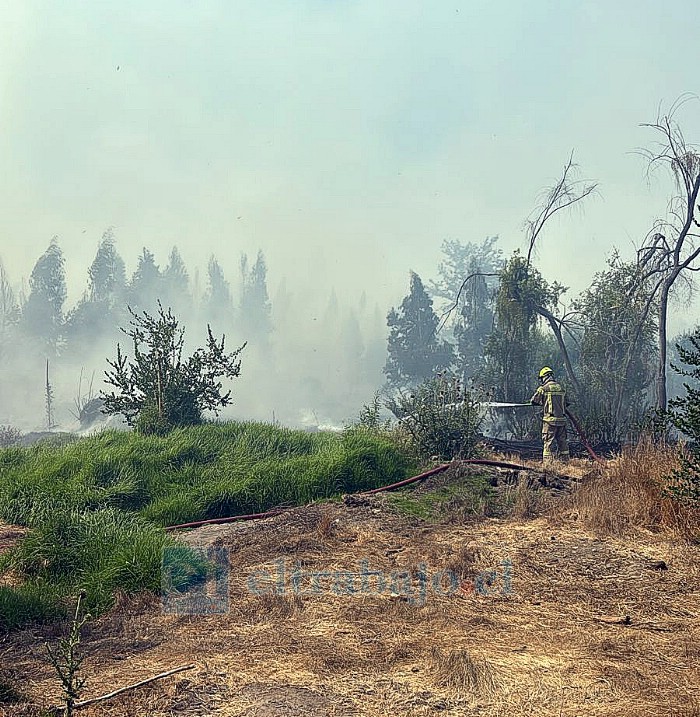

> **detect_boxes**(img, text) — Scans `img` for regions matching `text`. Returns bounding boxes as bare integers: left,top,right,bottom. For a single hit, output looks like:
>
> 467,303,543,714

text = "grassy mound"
0,422,414,630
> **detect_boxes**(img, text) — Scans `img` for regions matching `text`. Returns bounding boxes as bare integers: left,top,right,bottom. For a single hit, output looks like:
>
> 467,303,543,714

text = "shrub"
102,303,246,434
667,330,700,503
386,372,483,461
0,425,21,448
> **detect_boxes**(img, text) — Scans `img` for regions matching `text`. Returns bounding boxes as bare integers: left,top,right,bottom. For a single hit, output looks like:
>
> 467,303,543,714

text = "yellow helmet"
539,366,554,379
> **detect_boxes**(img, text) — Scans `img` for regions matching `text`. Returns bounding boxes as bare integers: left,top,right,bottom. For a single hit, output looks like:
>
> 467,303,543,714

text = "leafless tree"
440,156,595,396
522,155,597,394
637,98,700,410
524,152,598,266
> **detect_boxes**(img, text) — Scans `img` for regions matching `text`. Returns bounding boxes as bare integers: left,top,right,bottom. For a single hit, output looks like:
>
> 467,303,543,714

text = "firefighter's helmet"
538,366,554,380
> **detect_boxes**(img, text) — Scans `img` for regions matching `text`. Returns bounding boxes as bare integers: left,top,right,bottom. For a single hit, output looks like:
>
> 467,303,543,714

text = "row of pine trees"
0,232,272,359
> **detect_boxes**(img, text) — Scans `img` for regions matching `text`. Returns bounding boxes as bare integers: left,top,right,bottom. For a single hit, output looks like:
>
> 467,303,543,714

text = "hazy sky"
2,0,700,327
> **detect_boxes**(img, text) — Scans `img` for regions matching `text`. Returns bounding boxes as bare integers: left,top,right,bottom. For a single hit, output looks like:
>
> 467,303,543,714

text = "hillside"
1,458,698,717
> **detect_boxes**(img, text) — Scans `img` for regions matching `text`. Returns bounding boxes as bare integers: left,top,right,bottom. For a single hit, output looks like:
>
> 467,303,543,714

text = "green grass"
0,421,415,631
386,473,495,522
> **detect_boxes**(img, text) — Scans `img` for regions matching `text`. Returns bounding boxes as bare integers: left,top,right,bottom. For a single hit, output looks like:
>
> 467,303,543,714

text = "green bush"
667,330,700,503
0,425,21,448
387,372,483,461
102,303,245,434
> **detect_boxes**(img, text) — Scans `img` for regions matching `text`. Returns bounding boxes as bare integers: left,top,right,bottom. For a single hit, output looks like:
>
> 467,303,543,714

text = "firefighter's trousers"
542,423,569,461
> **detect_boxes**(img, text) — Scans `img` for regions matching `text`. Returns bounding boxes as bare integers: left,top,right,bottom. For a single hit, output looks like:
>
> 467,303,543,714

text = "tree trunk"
656,283,671,411
536,306,582,396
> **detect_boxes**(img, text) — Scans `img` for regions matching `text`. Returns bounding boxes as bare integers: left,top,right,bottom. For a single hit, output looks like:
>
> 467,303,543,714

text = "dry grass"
429,647,497,694
2,446,700,716
315,509,336,540
568,438,700,538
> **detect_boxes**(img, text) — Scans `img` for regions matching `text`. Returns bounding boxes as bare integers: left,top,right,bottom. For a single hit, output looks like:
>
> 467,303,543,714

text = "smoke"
0,245,387,431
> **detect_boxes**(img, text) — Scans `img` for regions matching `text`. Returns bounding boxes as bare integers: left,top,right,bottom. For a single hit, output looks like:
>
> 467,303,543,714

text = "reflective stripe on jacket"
530,379,567,426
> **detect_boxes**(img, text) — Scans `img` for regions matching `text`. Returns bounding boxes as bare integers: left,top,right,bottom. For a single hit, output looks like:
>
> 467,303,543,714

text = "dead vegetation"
1,451,699,716
567,438,700,537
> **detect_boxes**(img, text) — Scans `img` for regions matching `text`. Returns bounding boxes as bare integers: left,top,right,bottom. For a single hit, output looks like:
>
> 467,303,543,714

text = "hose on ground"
164,457,542,531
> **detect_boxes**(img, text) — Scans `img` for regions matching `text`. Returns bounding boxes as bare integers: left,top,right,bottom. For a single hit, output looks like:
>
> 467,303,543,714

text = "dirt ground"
0,524,26,557
1,464,699,716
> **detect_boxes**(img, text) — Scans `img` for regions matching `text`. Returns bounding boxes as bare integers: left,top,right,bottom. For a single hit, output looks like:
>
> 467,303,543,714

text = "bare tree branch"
437,271,499,332
637,99,700,409
524,152,598,266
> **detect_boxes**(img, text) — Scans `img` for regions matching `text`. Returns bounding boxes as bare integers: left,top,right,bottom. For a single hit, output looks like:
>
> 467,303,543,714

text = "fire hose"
164,410,604,531
565,408,604,464
481,401,603,464
164,457,537,531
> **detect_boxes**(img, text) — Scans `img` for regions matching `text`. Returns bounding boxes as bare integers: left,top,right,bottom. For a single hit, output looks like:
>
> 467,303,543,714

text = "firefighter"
529,366,569,462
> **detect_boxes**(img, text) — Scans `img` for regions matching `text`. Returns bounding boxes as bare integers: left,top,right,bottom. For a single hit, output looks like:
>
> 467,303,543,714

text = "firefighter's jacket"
530,378,568,426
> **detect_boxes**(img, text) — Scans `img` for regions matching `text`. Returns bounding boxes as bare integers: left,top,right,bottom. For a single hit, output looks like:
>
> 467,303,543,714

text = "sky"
1,0,700,328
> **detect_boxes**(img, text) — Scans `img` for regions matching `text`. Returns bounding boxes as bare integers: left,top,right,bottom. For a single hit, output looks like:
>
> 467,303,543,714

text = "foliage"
429,237,502,383
666,329,700,502
667,330,700,401
87,230,126,305
355,391,393,432
386,372,483,461
240,250,272,341
384,272,454,388
572,253,656,442
454,270,494,383
429,236,502,304
0,425,21,448
20,238,67,352
204,256,232,326
484,251,565,401
163,246,190,309
102,303,246,433
129,247,162,312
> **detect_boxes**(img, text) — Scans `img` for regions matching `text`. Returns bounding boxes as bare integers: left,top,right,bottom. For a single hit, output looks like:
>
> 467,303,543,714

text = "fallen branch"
53,663,196,713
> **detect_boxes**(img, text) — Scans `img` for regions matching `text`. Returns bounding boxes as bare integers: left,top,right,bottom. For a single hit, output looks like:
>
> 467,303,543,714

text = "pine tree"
384,272,454,388
667,329,700,502
129,248,162,311
88,230,126,304
64,232,127,351
203,256,232,328
21,238,67,353
239,250,271,342
163,247,190,310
